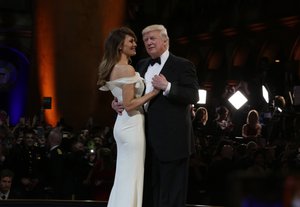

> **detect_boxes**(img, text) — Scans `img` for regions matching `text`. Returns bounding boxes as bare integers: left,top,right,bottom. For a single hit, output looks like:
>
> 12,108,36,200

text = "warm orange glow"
100,0,126,39
35,1,59,126
33,0,127,127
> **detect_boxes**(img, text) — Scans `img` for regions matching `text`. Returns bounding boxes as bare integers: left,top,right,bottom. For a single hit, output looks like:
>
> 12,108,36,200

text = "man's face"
142,30,167,59
24,133,35,147
0,176,12,193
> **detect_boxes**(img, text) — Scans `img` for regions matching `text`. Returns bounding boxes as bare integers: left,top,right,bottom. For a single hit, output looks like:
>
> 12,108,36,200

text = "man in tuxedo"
113,24,199,207
45,127,66,199
0,169,17,199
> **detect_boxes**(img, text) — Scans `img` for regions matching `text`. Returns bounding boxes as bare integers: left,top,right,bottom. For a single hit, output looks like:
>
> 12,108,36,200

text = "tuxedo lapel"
159,53,173,77
138,59,151,78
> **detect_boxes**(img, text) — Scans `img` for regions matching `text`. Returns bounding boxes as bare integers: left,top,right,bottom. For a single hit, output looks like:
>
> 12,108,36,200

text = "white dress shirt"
144,50,170,111
0,191,9,200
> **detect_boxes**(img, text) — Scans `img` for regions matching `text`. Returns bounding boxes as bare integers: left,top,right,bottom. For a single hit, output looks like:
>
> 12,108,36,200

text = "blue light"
0,46,30,125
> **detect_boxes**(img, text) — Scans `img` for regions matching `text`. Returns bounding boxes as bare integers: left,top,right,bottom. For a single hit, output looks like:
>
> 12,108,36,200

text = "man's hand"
152,74,168,91
112,97,124,115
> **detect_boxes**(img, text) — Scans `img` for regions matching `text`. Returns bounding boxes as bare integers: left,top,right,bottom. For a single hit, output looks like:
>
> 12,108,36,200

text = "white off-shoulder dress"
99,72,145,207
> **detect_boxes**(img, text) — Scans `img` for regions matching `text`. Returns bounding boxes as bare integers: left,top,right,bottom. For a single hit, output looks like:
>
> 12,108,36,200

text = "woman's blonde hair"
247,109,259,125
194,107,208,125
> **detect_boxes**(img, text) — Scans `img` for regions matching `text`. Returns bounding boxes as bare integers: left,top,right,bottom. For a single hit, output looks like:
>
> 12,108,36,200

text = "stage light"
197,89,207,104
228,90,248,109
262,85,269,103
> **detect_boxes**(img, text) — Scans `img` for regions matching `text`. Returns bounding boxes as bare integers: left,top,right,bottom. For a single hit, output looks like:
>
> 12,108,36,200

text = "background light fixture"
197,89,207,104
228,90,248,109
262,85,269,103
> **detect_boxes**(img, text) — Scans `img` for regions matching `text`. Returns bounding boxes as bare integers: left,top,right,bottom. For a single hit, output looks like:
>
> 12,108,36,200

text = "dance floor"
0,200,222,207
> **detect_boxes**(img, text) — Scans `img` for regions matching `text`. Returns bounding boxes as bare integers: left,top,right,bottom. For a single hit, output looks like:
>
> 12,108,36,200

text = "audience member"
87,147,115,201
245,148,271,176
0,168,18,199
267,95,291,144
242,109,262,144
6,127,46,198
193,106,209,153
64,140,92,199
209,106,234,142
0,144,8,172
206,141,235,206
45,127,66,199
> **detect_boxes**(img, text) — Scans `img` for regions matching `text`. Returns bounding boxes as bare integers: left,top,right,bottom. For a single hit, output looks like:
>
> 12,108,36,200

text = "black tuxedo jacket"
137,53,199,161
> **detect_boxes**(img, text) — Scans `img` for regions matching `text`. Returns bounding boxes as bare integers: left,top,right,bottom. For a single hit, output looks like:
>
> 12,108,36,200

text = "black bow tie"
149,57,161,66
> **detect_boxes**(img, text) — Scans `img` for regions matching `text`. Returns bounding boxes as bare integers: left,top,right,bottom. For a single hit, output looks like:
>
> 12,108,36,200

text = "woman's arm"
122,83,159,113
120,65,159,113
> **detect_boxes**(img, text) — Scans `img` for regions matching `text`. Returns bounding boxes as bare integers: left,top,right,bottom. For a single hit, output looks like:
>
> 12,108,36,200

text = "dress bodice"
99,72,145,104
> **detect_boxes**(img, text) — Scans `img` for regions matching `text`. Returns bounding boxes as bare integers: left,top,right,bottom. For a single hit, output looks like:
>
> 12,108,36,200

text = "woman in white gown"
97,27,159,207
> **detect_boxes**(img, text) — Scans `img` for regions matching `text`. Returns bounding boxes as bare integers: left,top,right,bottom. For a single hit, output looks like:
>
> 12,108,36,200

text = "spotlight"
197,89,207,104
262,85,269,103
228,90,248,110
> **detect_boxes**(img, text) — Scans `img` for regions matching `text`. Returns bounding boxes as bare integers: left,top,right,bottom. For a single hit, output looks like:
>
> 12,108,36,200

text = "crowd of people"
0,98,299,205
189,97,300,206
0,110,117,201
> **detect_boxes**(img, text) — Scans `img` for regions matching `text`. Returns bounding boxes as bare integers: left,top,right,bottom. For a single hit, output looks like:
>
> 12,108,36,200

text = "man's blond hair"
142,24,169,47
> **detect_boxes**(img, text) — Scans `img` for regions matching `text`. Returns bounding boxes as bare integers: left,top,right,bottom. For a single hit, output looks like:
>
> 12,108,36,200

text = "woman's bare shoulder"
110,64,136,81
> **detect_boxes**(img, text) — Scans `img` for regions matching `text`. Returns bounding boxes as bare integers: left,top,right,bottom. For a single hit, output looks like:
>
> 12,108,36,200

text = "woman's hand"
111,97,124,115
152,87,161,95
